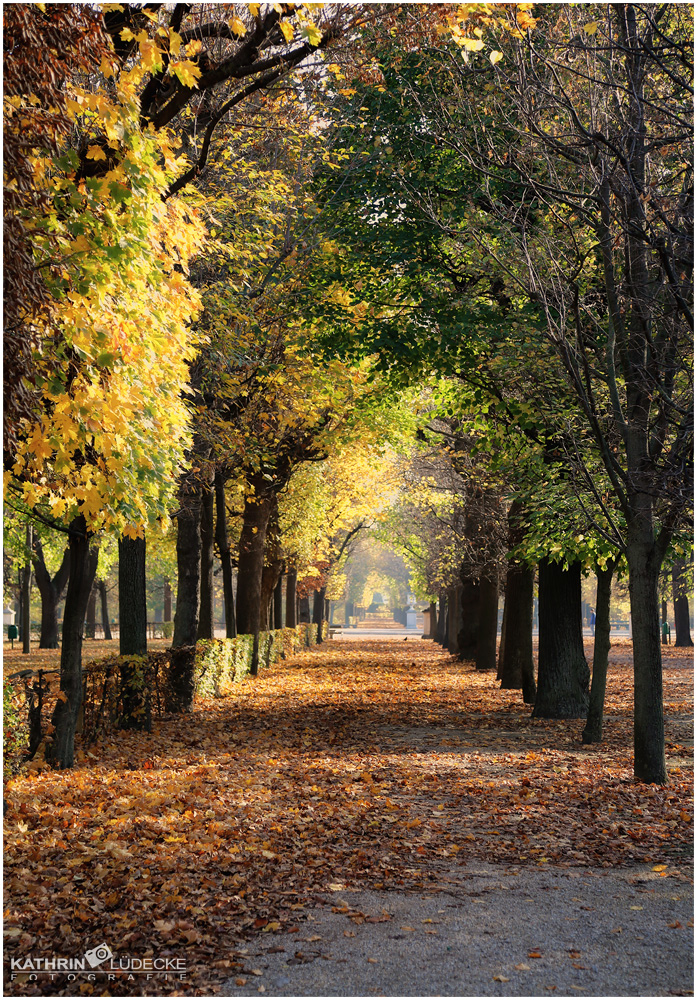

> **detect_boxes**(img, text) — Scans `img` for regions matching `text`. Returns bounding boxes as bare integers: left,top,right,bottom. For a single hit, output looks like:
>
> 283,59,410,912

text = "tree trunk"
672,559,693,647
441,595,450,649
313,586,327,644
436,593,446,644
214,470,236,638
32,540,69,650
22,524,32,654
298,595,311,624
119,534,147,657
163,577,172,623
457,578,477,659
168,465,204,713
582,561,615,744
475,569,498,672
273,573,284,629
448,585,461,655
98,579,112,641
85,584,97,640
532,559,590,719
497,592,507,681
661,598,669,645
498,501,536,701
286,566,298,627
498,561,536,704
428,600,437,639
46,517,99,768
118,534,150,730
172,469,203,649
197,475,215,640
236,476,273,636
626,534,666,783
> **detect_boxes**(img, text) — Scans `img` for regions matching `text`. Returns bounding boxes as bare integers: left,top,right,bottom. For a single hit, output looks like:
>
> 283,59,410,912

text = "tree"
315,4,693,780
671,558,693,648
32,539,69,651
7,43,205,765
3,4,107,454
445,5,693,780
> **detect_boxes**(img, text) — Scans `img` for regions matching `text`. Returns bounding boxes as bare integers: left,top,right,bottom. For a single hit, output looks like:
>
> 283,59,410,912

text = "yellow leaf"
139,38,163,73
583,21,598,35
172,60,201,88
489,50,503,66
279,20,294,42
652,864,668,872
169,28,182,56
300,22,323,47
461,37,486,52
86,146,107,161
229,16,246,37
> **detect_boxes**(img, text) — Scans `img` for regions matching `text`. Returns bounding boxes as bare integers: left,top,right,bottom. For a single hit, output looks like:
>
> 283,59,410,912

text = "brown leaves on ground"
4,638,693,996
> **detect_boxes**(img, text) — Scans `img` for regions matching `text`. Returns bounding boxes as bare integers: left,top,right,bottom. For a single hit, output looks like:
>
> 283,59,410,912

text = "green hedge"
193,622,327,698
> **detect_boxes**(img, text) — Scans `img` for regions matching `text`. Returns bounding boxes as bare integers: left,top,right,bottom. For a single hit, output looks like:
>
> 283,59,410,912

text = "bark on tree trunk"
197,475,215,640
119,535,147,657
32,540,69,650
436,594,446,644
98,579,112,641
582,561,615,744
85,584,97,640
236,477,273,636
273,573,284,630
457,578,478,660
498,563,536,704
313,586,327,644
672,559,693,647
163,578,172,623
627,535,666,783
428,600,437,639
441,595,450,649
286,566,298,628
661,598,669,645
532,559,590,719
172,469,203,648
118,534,150,730
46,517,99,768
22,524,32,654
214,470,236,638
476,570,498,672
168,463,204,713
298,595,311,624
260,560,282,630
448,585,462,655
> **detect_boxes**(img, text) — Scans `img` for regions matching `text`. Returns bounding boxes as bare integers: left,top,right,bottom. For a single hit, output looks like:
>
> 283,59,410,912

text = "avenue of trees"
4,3,693,784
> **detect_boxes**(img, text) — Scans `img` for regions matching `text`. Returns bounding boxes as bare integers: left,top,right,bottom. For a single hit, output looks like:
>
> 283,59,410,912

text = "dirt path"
4,638,693,996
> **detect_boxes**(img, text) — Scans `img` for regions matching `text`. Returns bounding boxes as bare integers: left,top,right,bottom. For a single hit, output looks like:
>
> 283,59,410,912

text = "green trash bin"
7,624,18,648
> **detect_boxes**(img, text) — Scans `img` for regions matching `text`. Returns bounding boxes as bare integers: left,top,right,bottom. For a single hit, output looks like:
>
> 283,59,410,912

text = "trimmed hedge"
194,622,327,698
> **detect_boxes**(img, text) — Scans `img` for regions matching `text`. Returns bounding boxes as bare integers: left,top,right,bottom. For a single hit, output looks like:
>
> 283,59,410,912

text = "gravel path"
223,863,693,998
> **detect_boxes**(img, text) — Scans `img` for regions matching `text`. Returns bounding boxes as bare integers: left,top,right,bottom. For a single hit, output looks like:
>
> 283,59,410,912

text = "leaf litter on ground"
3,637,693,996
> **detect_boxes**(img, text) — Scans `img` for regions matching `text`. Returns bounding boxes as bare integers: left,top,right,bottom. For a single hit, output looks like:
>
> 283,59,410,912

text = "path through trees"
4,637,692,996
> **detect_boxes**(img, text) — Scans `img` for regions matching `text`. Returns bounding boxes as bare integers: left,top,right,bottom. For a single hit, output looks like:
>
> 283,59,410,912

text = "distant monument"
406,594,417,629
